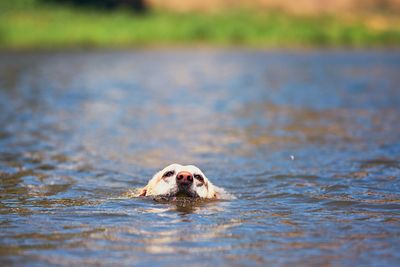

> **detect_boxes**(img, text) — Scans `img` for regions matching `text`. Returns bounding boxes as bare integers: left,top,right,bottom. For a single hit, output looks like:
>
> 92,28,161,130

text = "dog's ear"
206,183,220,199
138,187,147,197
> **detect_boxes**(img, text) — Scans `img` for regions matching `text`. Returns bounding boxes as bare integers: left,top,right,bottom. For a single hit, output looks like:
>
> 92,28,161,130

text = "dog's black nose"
176,171,193,186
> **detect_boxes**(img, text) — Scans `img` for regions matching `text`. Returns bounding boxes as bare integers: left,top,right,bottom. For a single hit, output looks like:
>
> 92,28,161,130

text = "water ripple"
0,50,400,266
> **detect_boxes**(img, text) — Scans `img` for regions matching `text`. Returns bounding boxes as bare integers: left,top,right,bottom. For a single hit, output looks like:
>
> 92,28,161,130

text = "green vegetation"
1,0,399,49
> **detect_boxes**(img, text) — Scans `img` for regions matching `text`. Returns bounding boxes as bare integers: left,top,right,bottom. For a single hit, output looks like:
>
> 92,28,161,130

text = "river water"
0,50,399,266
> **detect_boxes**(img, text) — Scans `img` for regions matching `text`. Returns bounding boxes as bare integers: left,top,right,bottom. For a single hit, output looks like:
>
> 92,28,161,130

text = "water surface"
0,50,400,266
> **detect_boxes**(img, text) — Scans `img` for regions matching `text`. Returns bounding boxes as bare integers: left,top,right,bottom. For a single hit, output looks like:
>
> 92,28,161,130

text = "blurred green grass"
1,0,399,49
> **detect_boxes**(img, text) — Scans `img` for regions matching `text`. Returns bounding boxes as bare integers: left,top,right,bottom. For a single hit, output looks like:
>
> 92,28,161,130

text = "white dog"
138,163,230,199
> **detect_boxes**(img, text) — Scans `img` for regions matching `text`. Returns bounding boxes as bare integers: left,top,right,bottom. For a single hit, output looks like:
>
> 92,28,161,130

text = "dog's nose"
176,171,193,185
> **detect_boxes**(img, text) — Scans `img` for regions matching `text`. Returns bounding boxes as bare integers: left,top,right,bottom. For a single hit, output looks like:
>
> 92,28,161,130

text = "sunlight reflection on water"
0,50,400,266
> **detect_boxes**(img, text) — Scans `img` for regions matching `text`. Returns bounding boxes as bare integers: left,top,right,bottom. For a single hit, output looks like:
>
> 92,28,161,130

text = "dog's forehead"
161,163,182,171
182,165,203,174
160,164,203,174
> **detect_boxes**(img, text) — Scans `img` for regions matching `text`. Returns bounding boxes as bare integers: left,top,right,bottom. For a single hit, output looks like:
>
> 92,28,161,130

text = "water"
0,50,400,266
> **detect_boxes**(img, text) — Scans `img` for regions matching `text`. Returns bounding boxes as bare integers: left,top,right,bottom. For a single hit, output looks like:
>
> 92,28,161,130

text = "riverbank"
1,1,399,49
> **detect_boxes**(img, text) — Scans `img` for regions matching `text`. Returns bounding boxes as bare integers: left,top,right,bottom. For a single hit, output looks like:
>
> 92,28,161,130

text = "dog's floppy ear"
205,180,220,199
137,170,163,197
138,187,147,197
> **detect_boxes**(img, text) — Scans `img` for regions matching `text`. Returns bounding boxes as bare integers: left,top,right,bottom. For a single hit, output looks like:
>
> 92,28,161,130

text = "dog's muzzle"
175,171,198,197
176,171,193,187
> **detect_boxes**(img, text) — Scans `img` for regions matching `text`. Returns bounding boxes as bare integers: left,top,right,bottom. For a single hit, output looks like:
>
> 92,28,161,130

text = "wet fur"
138,163,229,199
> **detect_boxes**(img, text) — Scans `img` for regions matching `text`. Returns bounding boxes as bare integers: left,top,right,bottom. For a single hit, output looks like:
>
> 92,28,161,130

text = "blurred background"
1,1,400,267
1,0,399,49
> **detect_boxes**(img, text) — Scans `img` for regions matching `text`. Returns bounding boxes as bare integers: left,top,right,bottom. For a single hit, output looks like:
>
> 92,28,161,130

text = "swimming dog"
138,163,228,199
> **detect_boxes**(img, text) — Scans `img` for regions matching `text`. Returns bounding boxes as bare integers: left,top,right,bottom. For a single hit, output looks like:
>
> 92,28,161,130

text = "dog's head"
138,163,219,199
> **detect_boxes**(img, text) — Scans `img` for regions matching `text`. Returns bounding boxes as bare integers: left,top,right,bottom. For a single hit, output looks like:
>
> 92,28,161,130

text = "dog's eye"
194,174,204,182
163,170,175,177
